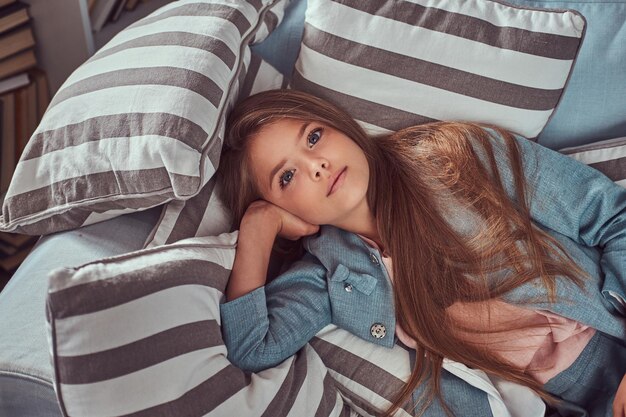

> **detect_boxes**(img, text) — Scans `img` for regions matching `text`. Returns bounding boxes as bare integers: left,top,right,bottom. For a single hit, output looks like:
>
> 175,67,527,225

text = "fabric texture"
144,53,286,248
46,231,355,417
559,136,626,188
543,331,626,417
360,233,596,385
505,0,626,149
0,0,288,236
251,0,307,75
291,0,585,140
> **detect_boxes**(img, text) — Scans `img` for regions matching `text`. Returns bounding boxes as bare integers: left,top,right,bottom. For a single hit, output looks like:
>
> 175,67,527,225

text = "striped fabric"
559,136,626,188
311,328,414,417
46,232,357,417
144,53,286,248
291,0,585,140
0,0,288,236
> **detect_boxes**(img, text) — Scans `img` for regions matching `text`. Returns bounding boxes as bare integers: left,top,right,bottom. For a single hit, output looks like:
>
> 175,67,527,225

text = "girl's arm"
220,201,330,373
225,205,280,302
483,130,626,303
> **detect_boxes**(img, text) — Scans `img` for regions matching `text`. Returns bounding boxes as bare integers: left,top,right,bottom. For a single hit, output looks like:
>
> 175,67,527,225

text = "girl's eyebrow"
268,122,310,190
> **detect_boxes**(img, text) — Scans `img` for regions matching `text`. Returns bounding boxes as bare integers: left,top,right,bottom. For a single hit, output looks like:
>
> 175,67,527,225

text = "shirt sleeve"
477,130,626,309
220,253,332,372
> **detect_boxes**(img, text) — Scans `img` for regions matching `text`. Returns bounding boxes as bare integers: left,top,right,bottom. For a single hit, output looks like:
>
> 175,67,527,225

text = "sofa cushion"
0,0,288,236
291,0,585,140
559,136,626,187
144,53,285,247
46,232,355,417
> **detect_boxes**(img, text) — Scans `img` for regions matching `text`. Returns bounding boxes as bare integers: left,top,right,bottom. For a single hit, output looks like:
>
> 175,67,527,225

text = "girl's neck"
333,203,384,251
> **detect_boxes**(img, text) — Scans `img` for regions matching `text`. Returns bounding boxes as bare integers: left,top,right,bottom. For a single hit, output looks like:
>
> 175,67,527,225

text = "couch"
1,0,625,415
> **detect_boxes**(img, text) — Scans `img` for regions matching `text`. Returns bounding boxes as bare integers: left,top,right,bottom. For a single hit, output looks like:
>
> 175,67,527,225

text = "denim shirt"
220,132,626,413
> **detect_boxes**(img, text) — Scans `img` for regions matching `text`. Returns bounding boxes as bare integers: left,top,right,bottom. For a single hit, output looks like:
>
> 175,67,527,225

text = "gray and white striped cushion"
43,230,452,417
46,232,358,417
0,0,288,236
144,53,286,248
559,136,626,188
291,0,585,140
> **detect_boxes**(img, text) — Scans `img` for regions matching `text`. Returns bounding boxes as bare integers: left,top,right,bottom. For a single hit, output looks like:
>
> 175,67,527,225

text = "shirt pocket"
328,264,378,295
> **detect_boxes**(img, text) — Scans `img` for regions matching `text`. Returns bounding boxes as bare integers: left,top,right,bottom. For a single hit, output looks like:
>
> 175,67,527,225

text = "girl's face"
247,118,371,226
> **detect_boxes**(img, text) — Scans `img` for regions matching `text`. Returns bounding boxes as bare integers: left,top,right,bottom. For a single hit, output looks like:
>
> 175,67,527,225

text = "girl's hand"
225,200,319,301
241,200,320,241
614,374,626,417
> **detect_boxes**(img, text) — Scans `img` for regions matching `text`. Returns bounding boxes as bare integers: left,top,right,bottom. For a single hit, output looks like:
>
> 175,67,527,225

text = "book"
0,24,35,61
0,71,28,95
110,0,128,23
90,0,119,32
29,68,49,120
0,92,15,194
0,48,36,80
0,0,16,9
0,98,2,192
24,75,36,140
12,80,36,160
0,1,29,36
0,240,35,272
13,83,26,162
0,230,37,247
125,0,139,11
0,268,11,287
0,238,17,256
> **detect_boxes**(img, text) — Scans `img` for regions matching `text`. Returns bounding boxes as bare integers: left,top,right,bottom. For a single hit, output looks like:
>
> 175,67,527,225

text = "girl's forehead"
252,119,311,144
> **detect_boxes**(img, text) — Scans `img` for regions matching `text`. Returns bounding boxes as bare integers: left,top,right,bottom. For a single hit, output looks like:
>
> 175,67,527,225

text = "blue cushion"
505,1,626,149
251,0,307,75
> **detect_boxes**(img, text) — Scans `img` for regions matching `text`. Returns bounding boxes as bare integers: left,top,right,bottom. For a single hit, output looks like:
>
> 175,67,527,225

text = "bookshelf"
21,0,174,95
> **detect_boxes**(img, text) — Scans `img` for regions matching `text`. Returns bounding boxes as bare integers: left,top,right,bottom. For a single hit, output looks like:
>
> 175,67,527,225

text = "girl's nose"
311,159,329,179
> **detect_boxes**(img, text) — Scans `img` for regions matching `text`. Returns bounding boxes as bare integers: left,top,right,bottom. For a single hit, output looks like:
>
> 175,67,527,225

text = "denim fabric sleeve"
479,130,626,304
220,253,331,372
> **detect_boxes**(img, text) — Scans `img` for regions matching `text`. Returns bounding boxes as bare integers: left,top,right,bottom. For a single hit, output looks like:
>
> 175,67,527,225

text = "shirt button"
344,283,353,292
370,323,386,339
369,253,380,265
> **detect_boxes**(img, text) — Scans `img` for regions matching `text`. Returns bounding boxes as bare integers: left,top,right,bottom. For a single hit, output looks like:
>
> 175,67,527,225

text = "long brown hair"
217,89,587,416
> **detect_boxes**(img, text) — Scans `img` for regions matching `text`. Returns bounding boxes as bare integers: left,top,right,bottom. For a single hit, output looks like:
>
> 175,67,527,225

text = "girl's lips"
327,167,347,196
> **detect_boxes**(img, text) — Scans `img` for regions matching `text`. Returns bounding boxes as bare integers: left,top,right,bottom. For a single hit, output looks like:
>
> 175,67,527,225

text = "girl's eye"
307,128,323,147
279,169,295,189
277,128,323,190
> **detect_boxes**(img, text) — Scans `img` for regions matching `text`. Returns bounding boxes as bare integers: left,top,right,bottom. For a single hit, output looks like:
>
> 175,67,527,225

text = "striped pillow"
46,232,356,417
0,0,288,236
144,53,286,248
311,328,414,417
559,136,626,188
291,0,586,140
43,231,513,417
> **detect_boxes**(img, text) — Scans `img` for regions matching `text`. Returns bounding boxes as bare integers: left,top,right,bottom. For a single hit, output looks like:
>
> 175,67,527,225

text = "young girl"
217,89,626,417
